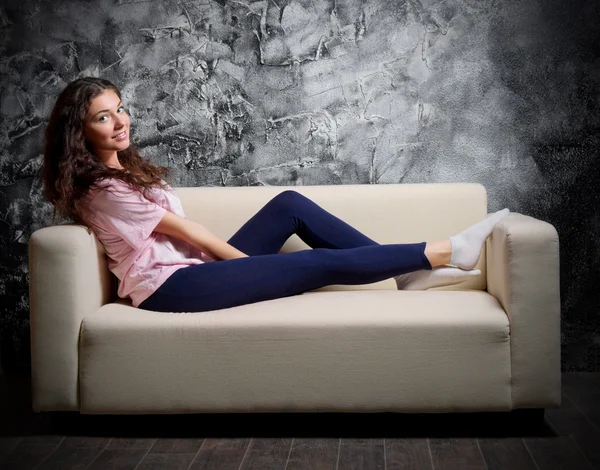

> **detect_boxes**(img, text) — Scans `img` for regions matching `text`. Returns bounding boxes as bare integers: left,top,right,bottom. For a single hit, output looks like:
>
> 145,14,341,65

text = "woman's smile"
114,130,128,141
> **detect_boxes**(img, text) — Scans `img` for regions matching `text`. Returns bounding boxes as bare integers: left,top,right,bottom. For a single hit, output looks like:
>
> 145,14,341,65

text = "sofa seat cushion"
79,290,511,414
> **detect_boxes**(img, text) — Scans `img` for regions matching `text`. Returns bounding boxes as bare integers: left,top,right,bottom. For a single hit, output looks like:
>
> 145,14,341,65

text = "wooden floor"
0,372,598,470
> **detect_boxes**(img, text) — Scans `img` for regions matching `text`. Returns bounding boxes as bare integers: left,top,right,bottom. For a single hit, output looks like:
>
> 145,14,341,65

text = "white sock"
449,208,510,270
395,266,481,290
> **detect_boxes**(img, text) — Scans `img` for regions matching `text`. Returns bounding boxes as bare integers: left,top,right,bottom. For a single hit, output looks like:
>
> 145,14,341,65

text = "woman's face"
83,89,130,158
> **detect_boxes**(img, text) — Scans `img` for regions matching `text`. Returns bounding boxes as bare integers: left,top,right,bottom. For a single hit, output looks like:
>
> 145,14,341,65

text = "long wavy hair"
42,76,171,232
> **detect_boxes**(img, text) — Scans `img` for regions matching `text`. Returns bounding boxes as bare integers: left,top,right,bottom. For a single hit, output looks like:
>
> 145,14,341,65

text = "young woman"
42,77,509,313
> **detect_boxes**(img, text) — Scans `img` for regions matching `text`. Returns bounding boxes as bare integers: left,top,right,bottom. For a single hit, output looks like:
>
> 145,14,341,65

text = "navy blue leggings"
138,190,432,313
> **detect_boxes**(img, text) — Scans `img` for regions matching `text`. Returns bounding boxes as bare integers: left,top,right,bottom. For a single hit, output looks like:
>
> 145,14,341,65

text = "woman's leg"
226,190,379,256
139,242,431,313
222,190,478,292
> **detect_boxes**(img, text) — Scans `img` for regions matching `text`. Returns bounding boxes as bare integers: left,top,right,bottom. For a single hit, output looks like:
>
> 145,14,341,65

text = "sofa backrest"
173,183,488,292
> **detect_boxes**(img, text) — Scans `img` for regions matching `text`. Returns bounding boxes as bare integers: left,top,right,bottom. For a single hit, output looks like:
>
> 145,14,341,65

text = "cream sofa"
28,183,561,417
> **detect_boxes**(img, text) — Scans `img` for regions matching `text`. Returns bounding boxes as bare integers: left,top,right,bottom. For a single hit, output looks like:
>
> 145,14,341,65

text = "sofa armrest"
29,224,115,412
486,212,561,409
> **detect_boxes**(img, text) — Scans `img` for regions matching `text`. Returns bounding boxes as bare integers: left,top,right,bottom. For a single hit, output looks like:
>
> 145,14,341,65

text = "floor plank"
285,438,339,470
476,437,537,470
562,386,600,430
385,438,433,470
522,436,594,470
148,438,204,454
337,442,385,470
107,438,158,450
37,445,108,470
342,438,384,446
428,438,487,470
0,436,64,470
239,438,293,470
85,448,150,470
32,436,112,470
545,393,600,469
135,453,197,469
0,437,22,461
188,438,251,470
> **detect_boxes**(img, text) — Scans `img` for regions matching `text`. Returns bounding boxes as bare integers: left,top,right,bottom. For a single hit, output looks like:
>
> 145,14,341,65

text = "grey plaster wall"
0,0,598,373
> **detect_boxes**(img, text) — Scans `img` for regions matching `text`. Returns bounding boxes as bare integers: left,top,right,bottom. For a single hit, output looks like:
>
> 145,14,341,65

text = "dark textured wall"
0,0,598,373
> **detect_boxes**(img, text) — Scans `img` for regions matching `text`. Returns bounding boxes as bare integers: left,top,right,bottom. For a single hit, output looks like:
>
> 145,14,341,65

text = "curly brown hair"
42,76,171,232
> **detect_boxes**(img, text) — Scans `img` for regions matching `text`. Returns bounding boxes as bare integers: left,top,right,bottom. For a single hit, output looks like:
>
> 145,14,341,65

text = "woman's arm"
154,210,249,261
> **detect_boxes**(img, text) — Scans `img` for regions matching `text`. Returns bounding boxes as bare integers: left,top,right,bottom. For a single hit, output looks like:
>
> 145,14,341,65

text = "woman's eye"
98,107,125,122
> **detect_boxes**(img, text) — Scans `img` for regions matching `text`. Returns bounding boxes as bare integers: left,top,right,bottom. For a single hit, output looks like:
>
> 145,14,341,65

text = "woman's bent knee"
275,189,301,202
269,190,303,211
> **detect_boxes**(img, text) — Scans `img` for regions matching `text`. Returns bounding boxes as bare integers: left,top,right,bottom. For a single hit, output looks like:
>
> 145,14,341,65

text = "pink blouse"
82,178,215,307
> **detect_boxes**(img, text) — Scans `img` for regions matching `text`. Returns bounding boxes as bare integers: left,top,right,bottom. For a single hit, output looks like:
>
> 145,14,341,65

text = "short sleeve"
89,182,167,249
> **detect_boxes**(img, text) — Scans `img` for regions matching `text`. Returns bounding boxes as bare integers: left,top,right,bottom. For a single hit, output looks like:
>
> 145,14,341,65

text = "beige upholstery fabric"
29,225,115,412
486,213,561,409
28,183,561,413
79,291,510,414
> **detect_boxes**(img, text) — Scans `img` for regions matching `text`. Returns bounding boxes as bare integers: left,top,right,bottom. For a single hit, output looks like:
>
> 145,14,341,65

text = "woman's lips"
114,130,128,141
